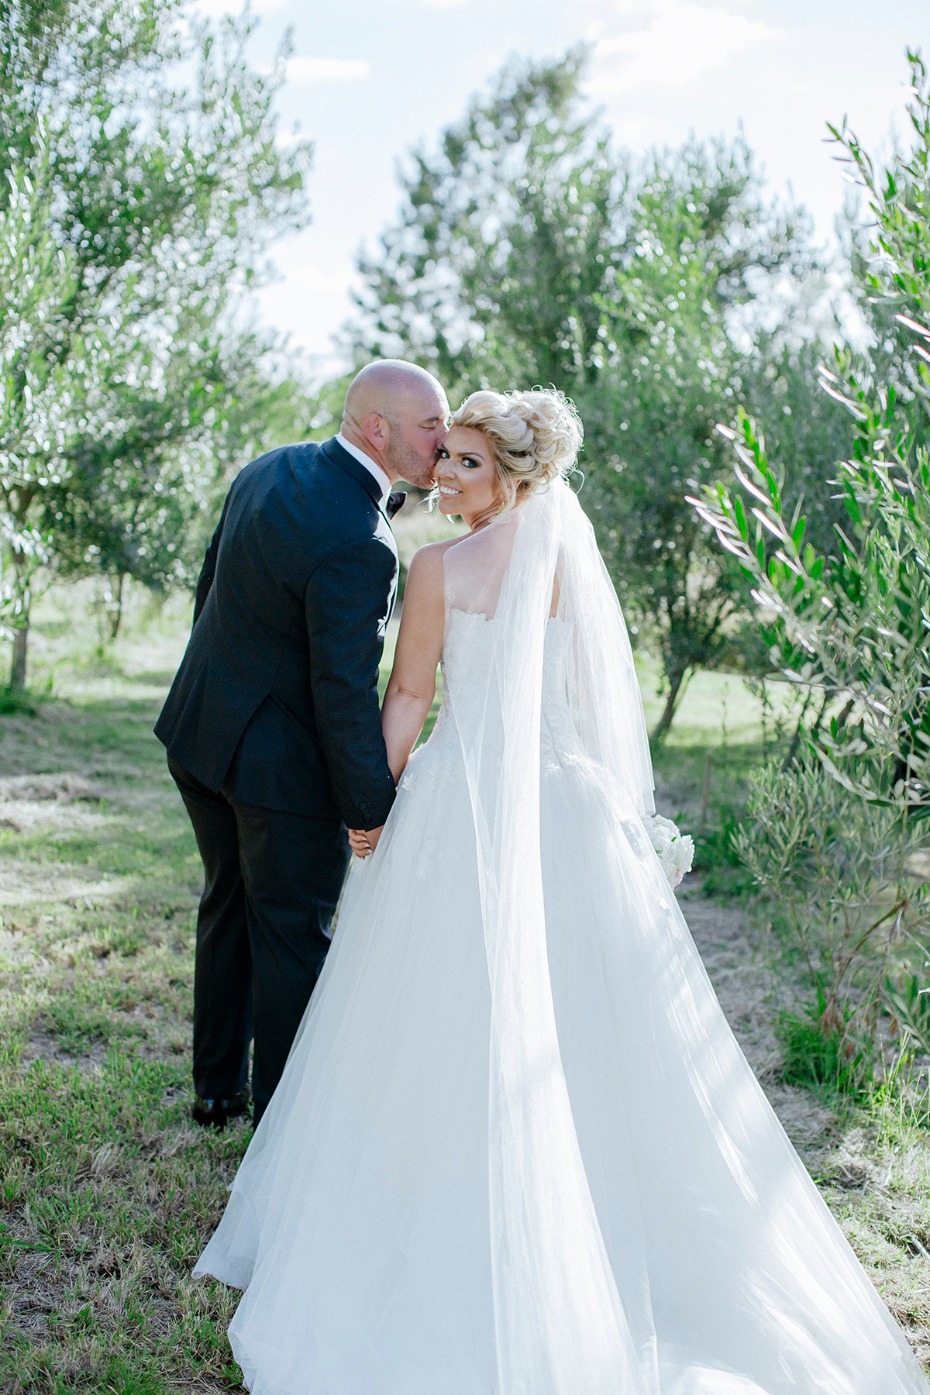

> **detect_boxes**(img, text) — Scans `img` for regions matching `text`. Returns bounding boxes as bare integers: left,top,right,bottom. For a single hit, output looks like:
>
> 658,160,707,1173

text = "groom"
156,360,449,1128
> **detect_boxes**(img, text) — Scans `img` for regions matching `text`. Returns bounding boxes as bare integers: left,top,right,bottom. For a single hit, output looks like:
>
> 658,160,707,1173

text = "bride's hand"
347,828,369,858
348,825,384,859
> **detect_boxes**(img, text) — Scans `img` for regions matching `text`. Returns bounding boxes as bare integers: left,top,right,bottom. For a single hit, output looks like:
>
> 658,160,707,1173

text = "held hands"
348,825,384,859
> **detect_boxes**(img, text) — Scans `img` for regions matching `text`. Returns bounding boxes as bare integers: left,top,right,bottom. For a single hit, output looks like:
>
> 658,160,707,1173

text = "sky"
195,0,930,381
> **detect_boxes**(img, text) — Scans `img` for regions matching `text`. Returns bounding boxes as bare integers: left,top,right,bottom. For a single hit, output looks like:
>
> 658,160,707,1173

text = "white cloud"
275,127,310,150
287,263,352,295
590,1,780,94
285,56,371,84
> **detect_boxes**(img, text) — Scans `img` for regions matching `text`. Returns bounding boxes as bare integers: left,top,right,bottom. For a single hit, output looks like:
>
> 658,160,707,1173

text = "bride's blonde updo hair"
451,387,583,513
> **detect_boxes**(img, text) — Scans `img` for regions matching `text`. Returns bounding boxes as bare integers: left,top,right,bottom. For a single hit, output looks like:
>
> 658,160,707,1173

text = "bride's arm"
381,543,446,782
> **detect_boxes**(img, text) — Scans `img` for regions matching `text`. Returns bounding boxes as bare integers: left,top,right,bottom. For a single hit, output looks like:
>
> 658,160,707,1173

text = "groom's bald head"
344,360,445,419
342,359,448,490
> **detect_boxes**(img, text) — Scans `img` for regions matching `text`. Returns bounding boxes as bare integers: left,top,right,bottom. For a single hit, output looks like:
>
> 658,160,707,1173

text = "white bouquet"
644,813,694,889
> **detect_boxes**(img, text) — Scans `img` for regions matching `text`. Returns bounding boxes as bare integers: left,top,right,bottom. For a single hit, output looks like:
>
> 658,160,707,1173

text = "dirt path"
681,884,838,1152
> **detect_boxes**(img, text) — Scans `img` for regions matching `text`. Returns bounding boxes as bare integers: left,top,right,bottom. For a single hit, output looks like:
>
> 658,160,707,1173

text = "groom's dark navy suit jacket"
155,437,398,831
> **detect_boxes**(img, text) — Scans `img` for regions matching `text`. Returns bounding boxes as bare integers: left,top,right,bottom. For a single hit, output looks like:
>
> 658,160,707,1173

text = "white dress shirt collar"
335,432,392,505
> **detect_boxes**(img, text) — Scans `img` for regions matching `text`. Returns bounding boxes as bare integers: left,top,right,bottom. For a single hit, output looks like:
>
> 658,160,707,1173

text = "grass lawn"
1,578,929,1390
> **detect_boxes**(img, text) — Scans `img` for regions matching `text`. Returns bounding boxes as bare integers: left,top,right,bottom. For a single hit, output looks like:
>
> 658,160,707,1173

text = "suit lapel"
320,438,393,521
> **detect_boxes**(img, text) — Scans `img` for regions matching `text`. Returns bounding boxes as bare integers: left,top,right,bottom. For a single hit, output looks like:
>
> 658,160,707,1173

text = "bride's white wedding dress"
196,482,927,1395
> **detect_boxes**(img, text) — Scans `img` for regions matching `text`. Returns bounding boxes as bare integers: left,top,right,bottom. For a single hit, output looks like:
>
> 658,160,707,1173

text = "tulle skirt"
195,730,927,1395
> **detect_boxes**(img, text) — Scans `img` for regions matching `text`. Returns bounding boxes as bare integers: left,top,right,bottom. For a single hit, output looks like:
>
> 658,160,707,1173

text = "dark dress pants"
168,756,350,1124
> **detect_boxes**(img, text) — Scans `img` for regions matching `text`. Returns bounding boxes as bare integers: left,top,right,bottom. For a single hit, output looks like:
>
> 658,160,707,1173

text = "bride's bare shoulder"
403,536,460,600
409,520,517,608
414,536,463,561
407,536,460,575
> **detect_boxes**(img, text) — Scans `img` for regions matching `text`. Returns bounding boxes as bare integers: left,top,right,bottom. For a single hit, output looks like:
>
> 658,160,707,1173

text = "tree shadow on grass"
0,690,175,780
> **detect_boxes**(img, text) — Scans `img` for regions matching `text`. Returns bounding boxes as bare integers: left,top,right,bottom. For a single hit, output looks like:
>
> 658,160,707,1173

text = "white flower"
644,813,695,889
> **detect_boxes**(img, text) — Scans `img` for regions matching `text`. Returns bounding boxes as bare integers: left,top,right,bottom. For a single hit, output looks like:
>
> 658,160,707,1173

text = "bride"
196,389,928,1395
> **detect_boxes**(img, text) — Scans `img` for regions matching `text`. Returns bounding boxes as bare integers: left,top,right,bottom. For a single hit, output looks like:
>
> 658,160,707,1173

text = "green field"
1,578,928,1391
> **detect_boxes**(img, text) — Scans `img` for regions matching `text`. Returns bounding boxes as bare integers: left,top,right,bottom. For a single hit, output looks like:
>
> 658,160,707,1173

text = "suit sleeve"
304,536,398,830
193,491,233,625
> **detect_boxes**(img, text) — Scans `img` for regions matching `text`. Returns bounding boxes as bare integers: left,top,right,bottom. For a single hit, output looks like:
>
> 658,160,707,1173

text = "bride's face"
434,426,502,522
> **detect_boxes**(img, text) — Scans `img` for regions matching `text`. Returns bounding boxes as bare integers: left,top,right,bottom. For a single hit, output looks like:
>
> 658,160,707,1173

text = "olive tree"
0,0,312,685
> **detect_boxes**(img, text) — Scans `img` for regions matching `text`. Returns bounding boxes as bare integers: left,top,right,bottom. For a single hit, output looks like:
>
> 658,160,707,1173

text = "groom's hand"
347,825,384,859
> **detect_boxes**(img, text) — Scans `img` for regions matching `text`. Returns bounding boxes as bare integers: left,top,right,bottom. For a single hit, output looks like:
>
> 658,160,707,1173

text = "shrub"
736,760,930,1081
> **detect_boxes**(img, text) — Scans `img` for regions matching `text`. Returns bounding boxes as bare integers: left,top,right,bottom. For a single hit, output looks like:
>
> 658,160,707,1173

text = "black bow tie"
386,491,407,519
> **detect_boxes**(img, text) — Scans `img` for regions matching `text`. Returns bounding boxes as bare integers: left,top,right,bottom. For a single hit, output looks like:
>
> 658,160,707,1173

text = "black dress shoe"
191,1086,251,1129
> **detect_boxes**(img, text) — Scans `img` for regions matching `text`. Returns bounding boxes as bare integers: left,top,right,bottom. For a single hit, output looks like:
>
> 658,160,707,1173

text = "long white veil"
443,478,658,1394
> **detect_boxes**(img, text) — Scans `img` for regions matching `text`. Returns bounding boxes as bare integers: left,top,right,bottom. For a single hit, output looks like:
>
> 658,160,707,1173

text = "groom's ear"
362,411,388,453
